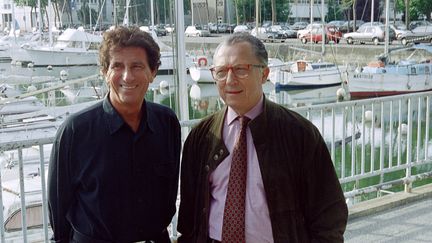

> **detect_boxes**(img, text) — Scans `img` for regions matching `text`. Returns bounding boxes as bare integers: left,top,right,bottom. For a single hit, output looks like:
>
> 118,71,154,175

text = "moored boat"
346,44,432,98
11,28,102,67
270,59,347,90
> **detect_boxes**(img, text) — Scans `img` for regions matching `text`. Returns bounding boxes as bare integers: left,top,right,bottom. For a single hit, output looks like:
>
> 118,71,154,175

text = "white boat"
0,32,43,61
11,28,102,67
346,44,432,98
269,59,346,90
188,56,213,83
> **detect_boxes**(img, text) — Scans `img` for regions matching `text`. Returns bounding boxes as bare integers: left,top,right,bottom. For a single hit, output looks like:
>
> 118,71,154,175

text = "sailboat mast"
48,0,53,46
321,0,325,56
38,0,42,44
384,0,390,58
255,0,259,30
150,0,155,28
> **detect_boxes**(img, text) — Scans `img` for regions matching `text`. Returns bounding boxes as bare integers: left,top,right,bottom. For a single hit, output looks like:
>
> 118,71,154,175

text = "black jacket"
178,98,348,242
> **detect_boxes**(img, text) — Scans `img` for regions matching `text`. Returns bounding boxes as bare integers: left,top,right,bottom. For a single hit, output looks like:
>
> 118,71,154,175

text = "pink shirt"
208,95,274,242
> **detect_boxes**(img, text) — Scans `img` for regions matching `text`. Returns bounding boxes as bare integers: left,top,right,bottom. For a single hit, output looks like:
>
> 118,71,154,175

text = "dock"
346,184,432,242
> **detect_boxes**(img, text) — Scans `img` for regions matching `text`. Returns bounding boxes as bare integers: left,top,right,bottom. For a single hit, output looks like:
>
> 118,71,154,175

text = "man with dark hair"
177,32,347,242
48,26,180,243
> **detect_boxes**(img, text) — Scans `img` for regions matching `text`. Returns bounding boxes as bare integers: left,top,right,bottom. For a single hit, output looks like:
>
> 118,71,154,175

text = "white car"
185,26,210,37
297,23,322,38
233,25,249,33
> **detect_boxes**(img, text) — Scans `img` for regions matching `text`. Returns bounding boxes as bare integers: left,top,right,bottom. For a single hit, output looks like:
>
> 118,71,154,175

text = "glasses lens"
233,64,250,78
213,66,228,80
211,64,258,81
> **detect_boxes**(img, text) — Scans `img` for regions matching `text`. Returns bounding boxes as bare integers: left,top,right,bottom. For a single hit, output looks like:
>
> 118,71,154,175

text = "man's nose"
225,68,236,84
122,69,133,81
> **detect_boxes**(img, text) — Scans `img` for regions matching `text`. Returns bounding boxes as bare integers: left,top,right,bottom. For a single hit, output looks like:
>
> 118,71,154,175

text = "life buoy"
198,57,208,67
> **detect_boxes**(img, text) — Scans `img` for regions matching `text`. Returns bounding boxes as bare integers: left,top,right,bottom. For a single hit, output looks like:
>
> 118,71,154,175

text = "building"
0,0,115,33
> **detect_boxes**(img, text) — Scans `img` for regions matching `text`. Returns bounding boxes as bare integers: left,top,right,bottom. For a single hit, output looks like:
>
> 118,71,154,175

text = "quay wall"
174,37,431,66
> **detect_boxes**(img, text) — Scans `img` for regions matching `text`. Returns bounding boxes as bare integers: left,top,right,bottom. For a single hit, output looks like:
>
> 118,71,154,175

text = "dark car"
399,26,432,45
340,20,365,33
291,21,308,30
300,25,342,44
266,31,286,42
151,25,167,36
408,20,432,30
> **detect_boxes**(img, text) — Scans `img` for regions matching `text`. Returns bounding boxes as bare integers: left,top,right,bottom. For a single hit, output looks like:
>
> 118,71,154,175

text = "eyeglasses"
209,64,265,82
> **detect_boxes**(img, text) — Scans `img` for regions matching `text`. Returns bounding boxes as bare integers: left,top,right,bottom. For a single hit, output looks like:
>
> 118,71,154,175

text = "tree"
77,0,98,27
326,0,344,22
271,0,276,24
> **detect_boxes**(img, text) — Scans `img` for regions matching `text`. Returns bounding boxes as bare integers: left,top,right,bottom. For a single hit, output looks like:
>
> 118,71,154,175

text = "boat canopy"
58,29,102,43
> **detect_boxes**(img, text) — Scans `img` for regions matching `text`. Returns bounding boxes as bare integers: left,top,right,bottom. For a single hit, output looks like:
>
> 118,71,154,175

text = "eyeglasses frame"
209,64,266,82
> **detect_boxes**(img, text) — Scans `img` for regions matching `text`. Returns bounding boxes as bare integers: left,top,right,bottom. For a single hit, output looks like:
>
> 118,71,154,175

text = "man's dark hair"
99,26,161,74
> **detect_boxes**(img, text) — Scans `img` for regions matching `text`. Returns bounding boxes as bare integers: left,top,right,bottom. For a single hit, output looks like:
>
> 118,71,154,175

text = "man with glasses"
177,32,347,243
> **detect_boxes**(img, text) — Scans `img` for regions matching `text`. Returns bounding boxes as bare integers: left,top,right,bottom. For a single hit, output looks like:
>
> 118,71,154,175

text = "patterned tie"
222,116,250,243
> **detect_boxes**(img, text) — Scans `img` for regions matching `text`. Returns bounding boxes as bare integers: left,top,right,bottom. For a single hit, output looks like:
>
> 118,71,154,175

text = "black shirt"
48,97,181,242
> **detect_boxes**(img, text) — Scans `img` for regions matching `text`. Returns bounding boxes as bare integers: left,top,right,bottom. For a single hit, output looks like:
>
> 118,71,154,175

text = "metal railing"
2,91,432,242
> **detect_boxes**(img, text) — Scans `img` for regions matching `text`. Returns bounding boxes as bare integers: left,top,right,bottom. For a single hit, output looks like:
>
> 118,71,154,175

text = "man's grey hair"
213,32,268,66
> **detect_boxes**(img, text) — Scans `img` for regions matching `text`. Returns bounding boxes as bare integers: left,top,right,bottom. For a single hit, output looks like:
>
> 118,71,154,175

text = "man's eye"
110,64,122,70
235,67,248,72
217,70,227,76
133,65,145,70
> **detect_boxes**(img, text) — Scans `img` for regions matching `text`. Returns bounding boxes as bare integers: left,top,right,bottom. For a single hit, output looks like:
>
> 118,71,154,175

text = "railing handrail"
2,91,432,242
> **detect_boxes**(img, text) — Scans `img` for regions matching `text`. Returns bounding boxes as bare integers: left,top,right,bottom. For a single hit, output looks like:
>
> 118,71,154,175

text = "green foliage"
77,1,98,26
326,0,344,21
14,0,48,8
411,0,432,21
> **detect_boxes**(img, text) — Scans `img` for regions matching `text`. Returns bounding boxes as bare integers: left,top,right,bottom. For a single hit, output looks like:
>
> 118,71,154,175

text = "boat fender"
198,57,208,67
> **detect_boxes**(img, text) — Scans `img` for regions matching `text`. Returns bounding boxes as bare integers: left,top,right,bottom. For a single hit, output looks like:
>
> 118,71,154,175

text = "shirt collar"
102,94,153,135
226,94,264,125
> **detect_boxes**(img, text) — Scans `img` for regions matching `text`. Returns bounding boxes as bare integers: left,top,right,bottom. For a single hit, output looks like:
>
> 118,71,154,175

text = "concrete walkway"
345,184,432,243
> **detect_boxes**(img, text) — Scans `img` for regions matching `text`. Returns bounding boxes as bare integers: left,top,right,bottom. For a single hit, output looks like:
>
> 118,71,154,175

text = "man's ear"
261,67,270,84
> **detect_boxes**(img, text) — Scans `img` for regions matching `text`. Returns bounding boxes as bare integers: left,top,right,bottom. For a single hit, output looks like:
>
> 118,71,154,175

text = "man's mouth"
121,84,137,89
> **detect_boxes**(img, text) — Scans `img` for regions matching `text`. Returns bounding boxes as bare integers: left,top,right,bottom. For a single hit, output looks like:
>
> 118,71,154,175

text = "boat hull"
15,48,99,67
348,63,432,98
273,68,345,90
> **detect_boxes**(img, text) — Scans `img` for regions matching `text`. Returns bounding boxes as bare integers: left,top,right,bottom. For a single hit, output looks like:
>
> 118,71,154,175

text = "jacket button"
213,154,219,160
202,207,207,213
219,149,224,155
204,165,210,172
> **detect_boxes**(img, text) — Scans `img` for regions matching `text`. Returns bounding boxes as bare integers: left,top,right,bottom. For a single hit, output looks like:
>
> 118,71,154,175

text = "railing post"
405,98,413,193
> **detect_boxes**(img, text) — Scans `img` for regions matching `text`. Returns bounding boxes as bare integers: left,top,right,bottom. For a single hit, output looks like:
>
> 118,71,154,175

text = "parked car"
412,25,432,33
268,25,297,38
328,20,345,29
251,27,285,42
297,23,322,38
339,20,365,33
399,27,432,45
185,25,210,37
291,21,308,30
408,20,432,30
164,24,175,33
281,25,297,38
233,25,249,33
343,25,395,45
390,24,409,39
300,25,342,44
266,31,286,41
226,24,236,33
151,25,167,36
